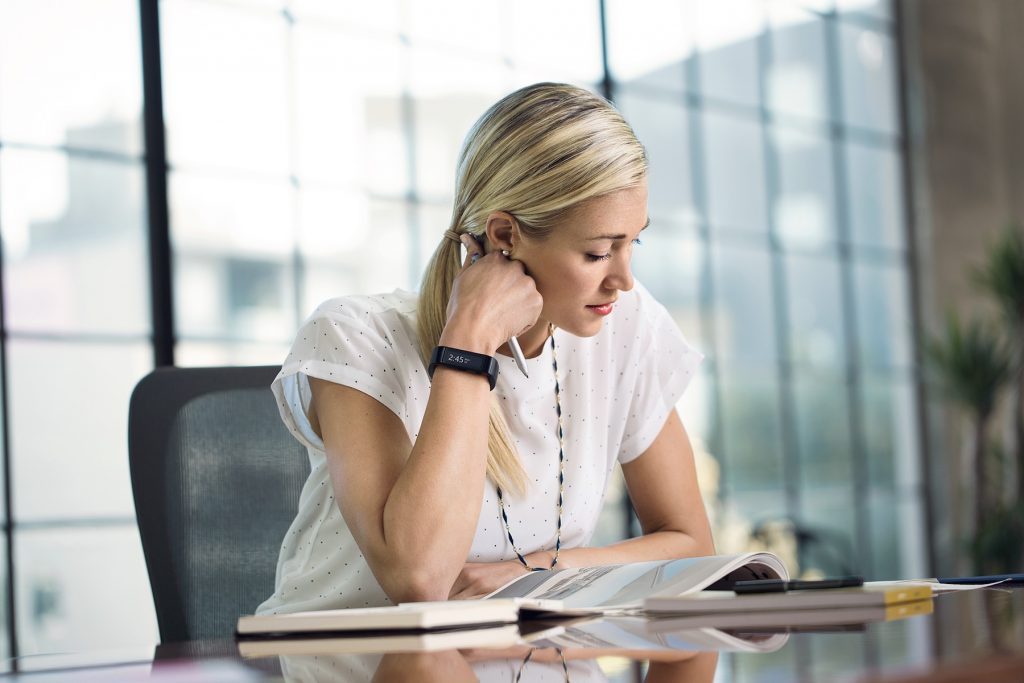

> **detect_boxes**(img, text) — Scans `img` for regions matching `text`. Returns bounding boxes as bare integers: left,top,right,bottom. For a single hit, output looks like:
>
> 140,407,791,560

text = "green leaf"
925,312,1010,418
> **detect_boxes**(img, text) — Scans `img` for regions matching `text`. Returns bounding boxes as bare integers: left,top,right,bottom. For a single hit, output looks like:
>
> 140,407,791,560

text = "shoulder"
308,289,419,328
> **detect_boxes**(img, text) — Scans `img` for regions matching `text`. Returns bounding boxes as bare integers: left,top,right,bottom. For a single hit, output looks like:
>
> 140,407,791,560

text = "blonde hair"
418,83,647,495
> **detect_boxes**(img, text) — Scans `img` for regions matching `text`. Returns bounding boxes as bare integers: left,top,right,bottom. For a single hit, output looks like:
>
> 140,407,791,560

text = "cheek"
534,265,594,305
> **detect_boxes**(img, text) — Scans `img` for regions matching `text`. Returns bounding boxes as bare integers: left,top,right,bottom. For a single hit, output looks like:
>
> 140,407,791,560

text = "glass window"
301,197,411,309
766,6,829,123
406,0,501,56
726,487,788,530
617,93,700,230
160,0,290,173
718,365,785,494
702,112,769,234
15,526,157,656
866,488,923,580
861,372,921,489
837,22,898,135
711,241,777,364
8,340,151,521
784,253,846,370
409,49,506,203
773,125,837,248
416,203,453,280
853,259,913,371
837,0,892,22
174,340,290,367
794,485,860,577
169,170,296,342
288,0,401,30
792,373,854,489
0,0,143,155
844,140,905,250
695,0,764,109
678,363,715,448
292,25,407,195
504,0,603,83
798,485,859,575
0,149,150,336
634,233,706,352
606,0,694,95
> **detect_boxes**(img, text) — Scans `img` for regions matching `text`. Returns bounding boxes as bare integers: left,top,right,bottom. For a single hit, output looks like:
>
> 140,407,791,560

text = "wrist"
439,322,501,356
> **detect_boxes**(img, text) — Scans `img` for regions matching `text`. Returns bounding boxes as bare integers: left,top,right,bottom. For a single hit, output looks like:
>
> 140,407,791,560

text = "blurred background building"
0,0,1020,678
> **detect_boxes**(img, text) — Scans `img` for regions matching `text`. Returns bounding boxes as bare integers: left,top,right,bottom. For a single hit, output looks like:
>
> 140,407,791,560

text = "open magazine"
483,551,788,616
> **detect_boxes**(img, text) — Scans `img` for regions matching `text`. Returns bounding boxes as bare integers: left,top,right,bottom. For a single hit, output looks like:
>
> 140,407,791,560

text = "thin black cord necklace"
514,648,569,682
495,323,565,571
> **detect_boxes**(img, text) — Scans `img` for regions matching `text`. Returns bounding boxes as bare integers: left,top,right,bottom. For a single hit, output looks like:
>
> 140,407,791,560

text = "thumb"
459,234,483,270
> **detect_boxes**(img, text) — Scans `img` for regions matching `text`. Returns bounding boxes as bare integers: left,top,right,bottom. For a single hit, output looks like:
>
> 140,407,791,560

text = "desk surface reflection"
1,587,1022,682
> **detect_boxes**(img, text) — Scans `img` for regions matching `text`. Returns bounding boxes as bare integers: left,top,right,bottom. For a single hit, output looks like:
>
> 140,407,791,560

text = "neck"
496,319,551,359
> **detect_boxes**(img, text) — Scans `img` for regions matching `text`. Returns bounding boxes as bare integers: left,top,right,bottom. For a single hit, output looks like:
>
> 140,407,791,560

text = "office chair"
128,365,310,643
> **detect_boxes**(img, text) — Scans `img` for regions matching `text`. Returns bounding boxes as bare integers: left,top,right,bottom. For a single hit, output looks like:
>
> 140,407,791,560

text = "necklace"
514,648,569,682
496,323,565,571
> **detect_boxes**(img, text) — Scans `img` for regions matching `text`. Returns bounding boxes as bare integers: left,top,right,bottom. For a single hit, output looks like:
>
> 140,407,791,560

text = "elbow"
382,566,455,604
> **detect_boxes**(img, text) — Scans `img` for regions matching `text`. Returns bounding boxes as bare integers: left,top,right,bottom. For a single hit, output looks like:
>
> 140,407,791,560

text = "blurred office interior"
0,0,1021,675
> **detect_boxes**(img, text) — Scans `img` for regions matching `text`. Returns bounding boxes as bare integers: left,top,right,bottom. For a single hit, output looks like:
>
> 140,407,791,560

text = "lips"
587,302,615,316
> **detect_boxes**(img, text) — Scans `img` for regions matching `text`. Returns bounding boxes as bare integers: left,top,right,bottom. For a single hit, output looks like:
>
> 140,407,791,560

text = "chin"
556,316,605,338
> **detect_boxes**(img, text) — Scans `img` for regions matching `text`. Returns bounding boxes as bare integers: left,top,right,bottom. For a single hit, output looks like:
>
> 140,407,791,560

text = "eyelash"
586,238,643,262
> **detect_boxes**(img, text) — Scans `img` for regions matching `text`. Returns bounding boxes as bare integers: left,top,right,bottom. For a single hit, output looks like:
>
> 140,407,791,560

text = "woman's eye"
586,253,612,262
632,238,643,246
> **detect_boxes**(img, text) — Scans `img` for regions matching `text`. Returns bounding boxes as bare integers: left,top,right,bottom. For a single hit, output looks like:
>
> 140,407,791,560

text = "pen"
732,576,864,594
508,336,529,378
936,573,1024,586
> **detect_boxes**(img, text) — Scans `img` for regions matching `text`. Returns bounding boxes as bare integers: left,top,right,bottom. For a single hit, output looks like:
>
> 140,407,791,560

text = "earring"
501,249,510,257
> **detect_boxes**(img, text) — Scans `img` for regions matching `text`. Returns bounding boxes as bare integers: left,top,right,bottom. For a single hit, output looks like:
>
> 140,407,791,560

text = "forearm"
525,528,715,570
377,327,501,601
378,370,492,600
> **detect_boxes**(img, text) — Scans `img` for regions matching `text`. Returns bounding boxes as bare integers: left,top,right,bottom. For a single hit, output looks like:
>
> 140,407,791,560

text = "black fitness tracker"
428,346,499,390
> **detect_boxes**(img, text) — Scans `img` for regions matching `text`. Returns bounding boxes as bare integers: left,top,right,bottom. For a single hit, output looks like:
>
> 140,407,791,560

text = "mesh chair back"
129,366,309,643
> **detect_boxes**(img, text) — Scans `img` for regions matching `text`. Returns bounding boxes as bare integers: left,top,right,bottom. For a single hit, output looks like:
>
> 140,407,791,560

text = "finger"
459,234,482,268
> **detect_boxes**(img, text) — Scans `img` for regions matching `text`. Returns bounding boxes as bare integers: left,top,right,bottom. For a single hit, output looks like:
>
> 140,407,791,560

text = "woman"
257,82,713,615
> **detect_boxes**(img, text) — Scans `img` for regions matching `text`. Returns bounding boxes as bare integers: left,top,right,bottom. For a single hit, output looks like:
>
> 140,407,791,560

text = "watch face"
443,350,476,368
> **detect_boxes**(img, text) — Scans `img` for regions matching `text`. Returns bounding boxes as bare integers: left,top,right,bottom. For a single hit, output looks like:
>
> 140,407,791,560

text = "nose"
604,251,634,293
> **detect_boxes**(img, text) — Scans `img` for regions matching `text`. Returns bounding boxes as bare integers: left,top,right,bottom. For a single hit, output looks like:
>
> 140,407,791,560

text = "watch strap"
428,346,499,390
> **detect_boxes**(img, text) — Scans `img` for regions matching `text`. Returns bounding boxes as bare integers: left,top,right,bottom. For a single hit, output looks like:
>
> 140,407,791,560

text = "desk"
2,588,1022,682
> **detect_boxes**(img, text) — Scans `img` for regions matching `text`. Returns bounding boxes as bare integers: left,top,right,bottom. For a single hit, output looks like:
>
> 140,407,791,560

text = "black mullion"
597,0,635,542
685,47,728,504
597,0,613,102
824,10,879,671
892,0,936,579
282,8,305,328
0,156,20,662
758,19,813,682
139,0,175,367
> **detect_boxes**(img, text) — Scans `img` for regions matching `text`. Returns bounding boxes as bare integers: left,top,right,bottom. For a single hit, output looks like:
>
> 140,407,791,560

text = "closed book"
644,596,933,632
237,623,522,658
643,582,933,615
237,599,519,636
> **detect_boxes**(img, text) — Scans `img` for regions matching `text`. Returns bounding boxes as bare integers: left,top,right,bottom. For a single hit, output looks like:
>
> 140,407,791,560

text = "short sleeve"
271,298,411,453
618,293,703,464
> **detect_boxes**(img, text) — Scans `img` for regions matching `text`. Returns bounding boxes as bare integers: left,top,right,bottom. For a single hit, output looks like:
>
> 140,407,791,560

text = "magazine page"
484,553,787,610
531,616,790,654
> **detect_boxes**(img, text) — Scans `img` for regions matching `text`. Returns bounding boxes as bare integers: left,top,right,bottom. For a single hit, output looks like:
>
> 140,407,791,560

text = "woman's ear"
483,212,517,253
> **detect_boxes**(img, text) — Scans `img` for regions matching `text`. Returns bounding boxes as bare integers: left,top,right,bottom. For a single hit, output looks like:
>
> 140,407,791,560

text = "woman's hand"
441,235,543,354
448,560,530,600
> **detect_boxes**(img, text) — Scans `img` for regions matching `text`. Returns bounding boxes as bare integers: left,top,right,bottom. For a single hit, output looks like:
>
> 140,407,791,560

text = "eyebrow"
585,218,651,241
